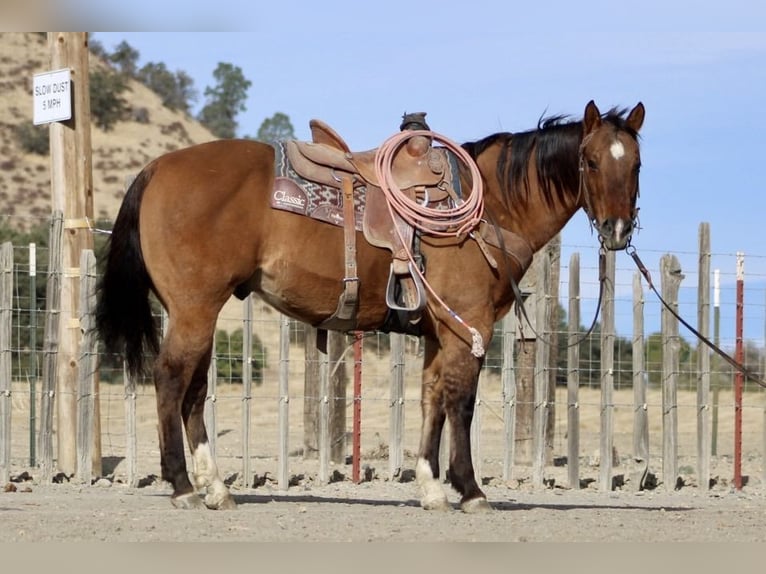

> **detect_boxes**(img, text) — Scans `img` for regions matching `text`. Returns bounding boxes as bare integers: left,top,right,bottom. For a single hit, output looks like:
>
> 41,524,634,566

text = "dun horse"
96,100,645,511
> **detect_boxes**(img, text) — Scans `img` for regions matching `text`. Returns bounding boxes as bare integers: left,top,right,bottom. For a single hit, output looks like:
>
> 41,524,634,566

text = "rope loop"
373,130,484,238
373,129,486,357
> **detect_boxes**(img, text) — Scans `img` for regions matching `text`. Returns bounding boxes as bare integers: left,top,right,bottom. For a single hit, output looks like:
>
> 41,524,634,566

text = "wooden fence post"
566,252,580,489
241,295,253,488
205,331,217,457
599,250,616,491
389,333,405,480
661,253,683,490
278,314,290,489
123,362,137,488
0,242,12,484
76,249,96,484
38,212,63,483
631,271,649,490
696,223,711,489
501,312,517,481
49,32,97,476
304,328,346,465
532,255,550,487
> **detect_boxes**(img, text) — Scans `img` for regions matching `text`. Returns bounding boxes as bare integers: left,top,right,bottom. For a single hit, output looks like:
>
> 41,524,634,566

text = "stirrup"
385,261,426,313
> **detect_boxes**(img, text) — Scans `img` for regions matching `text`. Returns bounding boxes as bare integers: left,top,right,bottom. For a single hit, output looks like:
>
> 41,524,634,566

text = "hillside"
0,32,218,231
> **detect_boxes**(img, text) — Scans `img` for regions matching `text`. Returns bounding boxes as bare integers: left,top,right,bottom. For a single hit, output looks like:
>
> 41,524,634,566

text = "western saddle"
281,112,457,335
278,113,534,348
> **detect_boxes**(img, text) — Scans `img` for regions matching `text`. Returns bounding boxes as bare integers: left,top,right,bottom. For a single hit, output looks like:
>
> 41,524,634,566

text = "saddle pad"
270,141,366,231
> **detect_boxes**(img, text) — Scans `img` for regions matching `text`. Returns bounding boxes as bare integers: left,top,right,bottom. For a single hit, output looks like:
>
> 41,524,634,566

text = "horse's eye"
587,159,598,171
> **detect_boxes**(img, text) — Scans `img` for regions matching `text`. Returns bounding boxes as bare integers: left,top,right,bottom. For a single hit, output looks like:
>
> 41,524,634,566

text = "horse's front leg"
416,332,493,513
444,357,493,513
415,343,450,510
181,347,236,510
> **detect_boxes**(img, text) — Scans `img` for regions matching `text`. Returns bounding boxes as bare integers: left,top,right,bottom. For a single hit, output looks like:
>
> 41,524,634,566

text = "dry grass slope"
0,32,217,230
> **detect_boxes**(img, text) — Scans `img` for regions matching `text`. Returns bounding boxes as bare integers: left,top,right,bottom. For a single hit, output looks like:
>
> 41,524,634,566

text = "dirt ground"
3,356,766,542
2,460,766,542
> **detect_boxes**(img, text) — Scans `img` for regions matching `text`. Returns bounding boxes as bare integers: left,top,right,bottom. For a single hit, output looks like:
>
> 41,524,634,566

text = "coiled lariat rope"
373,129,487,357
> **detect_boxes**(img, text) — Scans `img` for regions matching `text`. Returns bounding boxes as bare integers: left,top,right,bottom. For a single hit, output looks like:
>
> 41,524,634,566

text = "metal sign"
33,68,72,125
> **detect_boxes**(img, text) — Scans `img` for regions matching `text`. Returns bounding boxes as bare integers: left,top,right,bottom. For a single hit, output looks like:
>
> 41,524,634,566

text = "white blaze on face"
610,140,625,160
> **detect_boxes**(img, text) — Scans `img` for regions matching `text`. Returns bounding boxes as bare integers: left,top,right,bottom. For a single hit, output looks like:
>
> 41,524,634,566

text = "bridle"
577,131,641,246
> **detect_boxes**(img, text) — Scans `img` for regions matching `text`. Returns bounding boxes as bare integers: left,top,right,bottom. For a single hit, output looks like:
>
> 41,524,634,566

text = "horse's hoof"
205,491,237,510
421,496,451,511
171,493,206,510
460,497,493,513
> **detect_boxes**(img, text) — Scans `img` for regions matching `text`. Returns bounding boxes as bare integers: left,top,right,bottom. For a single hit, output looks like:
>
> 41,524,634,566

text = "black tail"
95,167,160,378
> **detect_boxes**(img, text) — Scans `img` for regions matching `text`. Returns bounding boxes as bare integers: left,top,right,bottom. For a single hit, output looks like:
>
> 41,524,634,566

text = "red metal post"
734,253,744,490
352,331,363,483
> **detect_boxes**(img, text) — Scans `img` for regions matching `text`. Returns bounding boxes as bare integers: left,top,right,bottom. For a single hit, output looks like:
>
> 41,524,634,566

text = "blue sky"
85,2,766,345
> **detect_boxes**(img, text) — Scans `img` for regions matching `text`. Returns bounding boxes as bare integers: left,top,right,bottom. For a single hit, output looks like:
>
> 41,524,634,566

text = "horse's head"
578,100,645,250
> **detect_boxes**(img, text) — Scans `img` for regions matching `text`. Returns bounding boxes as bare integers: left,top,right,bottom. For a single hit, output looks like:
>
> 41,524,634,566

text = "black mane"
462,107,636,207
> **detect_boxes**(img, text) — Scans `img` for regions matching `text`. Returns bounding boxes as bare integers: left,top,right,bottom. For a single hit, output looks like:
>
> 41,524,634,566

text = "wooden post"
566,253,581,489
303,328,347,464
532,256,550,487
351,332,362,483
76,250,96,484
123,362,137,488
661,254,683,490
501,312,517,481
38,212,63,483
545,236,561,456
0,243,12,485
515,257,538,465
241,295,253,488
599,250,615,492
278,314,290,490
303,327,320,459
205,331,218,457
48,32,99,476
630,271,649,491
696,223,712,489
328,332,348,464
389,333,405,480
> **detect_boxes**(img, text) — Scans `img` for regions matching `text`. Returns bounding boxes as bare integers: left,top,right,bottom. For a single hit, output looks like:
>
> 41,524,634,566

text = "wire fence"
1,220,765,492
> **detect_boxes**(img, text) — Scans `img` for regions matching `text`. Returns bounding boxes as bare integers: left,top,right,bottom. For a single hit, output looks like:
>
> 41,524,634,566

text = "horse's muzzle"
598,217,633,250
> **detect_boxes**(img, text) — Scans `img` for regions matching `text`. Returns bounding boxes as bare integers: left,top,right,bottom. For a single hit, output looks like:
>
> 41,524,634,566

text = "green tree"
197,62,252,138
214,328,267,385
138,62,197,113
108,40,140,78
89,68,130,131
254,112,295,145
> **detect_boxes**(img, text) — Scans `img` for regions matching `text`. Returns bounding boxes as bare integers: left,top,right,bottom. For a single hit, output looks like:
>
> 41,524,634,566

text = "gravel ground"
3,461,766,543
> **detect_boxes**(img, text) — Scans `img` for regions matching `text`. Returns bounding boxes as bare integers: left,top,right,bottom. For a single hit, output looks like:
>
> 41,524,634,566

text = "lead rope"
374,130,486,357
628,246,766,389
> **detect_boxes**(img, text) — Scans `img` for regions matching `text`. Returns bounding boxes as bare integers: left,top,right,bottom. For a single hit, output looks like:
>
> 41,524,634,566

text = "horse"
95,99,645,512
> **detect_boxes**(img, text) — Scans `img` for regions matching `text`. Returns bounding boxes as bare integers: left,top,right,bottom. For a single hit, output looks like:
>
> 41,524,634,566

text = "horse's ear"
583,100,601,134
626,102,645,133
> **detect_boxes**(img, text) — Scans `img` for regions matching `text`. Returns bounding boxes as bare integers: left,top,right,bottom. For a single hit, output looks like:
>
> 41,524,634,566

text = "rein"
628,246,766,389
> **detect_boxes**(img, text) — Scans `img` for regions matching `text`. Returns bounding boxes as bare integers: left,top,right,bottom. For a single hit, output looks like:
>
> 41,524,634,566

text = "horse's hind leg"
154,314,233,509
182,350,236,510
